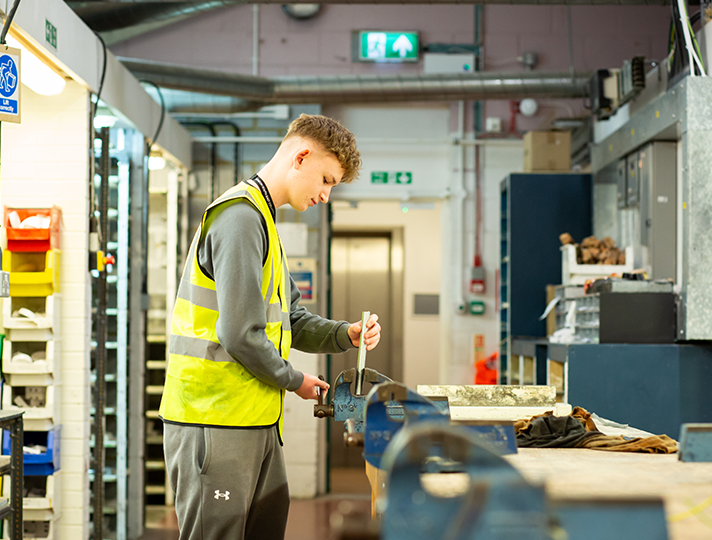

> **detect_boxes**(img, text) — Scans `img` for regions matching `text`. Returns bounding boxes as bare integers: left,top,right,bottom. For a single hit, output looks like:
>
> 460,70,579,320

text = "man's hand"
347,313,381,350
295,372,330,401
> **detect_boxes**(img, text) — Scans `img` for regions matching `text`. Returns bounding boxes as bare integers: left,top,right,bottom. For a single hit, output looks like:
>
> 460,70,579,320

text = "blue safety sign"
0,49,20,120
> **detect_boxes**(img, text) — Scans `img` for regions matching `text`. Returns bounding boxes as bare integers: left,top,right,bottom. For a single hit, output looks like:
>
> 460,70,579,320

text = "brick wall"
0,81,92,539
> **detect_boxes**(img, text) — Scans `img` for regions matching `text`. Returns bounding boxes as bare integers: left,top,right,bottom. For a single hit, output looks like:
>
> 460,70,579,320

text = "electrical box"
485,117,503,133
638,142,677,281
626,153,639,207
619,56,646,105
469,300,485,315
616,158,627,209
589,68,620,119
470,266,485,294
423,53,475,74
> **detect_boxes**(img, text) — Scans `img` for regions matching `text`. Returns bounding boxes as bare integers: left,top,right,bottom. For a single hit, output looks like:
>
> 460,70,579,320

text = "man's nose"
320,188,331,203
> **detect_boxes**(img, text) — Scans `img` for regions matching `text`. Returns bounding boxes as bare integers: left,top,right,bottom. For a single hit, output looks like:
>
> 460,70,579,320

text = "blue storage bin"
3,425,61,475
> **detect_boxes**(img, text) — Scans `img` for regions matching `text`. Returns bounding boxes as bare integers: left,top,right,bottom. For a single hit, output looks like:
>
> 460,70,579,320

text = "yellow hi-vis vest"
159,181,292,437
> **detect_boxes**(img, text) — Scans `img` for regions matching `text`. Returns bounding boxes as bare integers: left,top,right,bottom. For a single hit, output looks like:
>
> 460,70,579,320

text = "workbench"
505,448,712,540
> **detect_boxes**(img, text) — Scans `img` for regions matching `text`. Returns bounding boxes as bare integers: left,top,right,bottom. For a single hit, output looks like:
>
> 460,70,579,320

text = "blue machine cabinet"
550,343,712,437
500,173,592,383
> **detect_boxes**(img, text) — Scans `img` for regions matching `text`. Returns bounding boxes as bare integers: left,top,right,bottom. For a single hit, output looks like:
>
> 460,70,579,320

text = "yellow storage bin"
2,250,61,297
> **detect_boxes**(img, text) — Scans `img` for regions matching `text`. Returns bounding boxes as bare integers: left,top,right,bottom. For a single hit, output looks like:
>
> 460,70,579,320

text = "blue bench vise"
377,422,669,540
314,367,392,435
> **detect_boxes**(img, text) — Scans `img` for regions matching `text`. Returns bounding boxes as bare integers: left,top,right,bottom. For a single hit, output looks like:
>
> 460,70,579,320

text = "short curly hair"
284,114,362,183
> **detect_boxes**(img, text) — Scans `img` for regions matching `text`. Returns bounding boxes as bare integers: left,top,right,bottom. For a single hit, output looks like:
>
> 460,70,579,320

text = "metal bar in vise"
354,310,370,396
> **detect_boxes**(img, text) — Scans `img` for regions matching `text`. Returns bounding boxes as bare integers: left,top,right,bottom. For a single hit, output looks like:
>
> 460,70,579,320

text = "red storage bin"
4,206,61,252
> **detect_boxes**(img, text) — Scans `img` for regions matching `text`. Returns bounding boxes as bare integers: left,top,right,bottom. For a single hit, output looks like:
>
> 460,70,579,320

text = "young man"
160,114,381,540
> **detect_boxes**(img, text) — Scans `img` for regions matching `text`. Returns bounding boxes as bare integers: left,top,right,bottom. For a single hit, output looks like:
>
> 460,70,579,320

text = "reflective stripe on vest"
159,182,292,435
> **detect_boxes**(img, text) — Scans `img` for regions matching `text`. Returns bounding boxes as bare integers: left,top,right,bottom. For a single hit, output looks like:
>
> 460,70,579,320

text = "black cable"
89,32,108,246
139,80,166,152
690,10,701,27
92,31,107,117
181,122,217,201
209,122,241,186
668,0,689,82
0,0,22,46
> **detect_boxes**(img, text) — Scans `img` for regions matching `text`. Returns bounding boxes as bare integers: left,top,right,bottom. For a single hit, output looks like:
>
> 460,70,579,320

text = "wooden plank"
365,461,387,520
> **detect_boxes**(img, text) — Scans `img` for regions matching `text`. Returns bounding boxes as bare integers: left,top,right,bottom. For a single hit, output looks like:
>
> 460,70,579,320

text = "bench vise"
333,421,669,540
314,367,392,438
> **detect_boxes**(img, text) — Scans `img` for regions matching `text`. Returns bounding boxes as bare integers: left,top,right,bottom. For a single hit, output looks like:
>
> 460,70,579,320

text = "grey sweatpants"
164,423,290,540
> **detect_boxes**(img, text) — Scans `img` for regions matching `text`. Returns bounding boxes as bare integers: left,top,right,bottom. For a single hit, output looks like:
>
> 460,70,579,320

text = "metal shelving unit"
144,167,187,511
91,128,131,540
0,410,24,540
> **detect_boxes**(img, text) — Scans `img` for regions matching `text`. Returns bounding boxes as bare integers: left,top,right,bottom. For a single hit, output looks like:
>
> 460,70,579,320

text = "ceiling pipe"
121,58,274,100
71,0,674,5
68,1,239,32
271,72,588,103
120,57,589,106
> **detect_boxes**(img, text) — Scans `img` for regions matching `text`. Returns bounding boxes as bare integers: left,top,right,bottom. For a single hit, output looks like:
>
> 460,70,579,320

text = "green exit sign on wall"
45,19,57,49
353,31,419,63
371,171,413,185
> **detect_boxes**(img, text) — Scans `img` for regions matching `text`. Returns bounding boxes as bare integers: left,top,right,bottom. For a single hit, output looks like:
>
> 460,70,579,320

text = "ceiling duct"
271,73,588,104
68,1,239,32
121,57,589,108
71,0,673,5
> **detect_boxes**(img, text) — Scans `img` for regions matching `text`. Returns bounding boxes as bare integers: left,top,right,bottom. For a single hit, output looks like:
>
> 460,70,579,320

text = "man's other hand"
347,313,381,350
295,372,330,401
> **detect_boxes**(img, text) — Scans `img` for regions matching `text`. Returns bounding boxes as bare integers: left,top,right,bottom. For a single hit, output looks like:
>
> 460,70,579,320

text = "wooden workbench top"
505,448,712,540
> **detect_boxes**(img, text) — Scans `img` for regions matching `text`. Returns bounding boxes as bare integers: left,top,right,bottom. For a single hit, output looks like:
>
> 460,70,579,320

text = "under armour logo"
214,490,230,500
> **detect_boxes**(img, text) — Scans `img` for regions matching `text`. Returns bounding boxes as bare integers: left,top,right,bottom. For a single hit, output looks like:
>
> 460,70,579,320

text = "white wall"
326,104,524,387
281,350,321,498
1,81,92,540
325,104,448,388
447,144,524,383
332,200,442,388
323,104,452,201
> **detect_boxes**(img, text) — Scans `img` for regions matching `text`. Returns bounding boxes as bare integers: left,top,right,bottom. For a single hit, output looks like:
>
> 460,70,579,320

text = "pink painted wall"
111,4,671,131
110,4,476,76
482,5,671,131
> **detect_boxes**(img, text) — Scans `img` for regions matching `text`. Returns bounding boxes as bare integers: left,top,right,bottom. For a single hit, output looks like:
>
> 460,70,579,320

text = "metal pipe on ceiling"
271,72,588,103
68,1,239,32
71,0,673,5
120,57,589,105
120,58,274,100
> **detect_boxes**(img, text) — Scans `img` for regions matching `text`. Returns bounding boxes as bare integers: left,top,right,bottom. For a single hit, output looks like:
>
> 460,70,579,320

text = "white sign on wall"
0,46,20,123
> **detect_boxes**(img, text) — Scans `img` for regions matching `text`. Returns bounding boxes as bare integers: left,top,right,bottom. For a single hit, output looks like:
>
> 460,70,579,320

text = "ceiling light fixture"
5,36,66,96
93,115,117,129
148,156,166,171
282,4,322,20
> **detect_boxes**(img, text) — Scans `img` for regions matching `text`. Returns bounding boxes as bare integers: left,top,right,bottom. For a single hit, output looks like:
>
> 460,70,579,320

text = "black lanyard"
248,174,276,221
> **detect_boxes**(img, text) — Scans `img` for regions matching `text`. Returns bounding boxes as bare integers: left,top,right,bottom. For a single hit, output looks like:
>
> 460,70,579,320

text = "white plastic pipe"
252,5,260,76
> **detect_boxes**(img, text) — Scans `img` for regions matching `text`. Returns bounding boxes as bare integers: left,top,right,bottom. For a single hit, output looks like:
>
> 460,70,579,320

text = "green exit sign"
45,19,57,49
353,31,419,63
371,171,413,185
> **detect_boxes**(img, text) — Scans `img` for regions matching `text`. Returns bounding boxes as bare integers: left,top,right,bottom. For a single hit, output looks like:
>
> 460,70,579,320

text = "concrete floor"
139,468,372,540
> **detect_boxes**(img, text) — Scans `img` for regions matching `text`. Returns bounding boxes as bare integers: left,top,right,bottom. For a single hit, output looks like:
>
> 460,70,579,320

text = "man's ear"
293,148,311,169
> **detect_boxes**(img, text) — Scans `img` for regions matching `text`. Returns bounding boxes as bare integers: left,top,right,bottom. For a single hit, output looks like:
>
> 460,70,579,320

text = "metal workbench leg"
535,344,548,386
10,417,23,540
